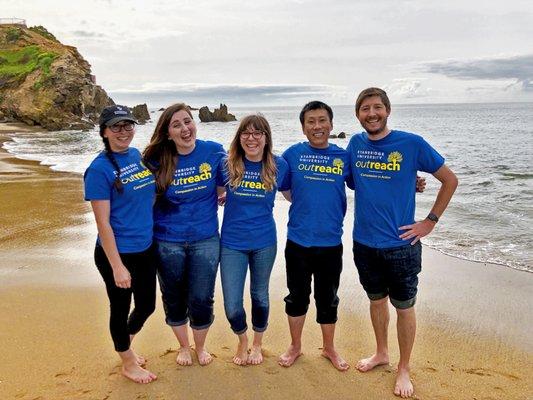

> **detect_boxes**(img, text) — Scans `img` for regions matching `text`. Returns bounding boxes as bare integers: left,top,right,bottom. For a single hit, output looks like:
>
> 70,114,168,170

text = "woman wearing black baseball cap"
84,105,158,383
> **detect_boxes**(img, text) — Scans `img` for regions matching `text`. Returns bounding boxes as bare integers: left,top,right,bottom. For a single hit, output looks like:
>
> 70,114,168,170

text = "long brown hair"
142,103,193,194
226,114,277,192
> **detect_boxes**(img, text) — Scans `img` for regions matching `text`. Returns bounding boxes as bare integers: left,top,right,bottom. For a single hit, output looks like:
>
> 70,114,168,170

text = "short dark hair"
299,101,333,125
355,88,391,116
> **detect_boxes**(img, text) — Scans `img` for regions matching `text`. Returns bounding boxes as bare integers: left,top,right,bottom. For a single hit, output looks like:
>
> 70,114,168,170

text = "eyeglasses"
109,123,134,133
240,130,265,140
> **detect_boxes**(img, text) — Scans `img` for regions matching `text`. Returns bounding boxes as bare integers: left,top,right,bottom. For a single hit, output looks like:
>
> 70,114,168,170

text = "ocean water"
3,103,532,272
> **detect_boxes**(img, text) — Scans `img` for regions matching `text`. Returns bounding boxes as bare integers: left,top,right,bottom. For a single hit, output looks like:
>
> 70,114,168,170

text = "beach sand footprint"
264,367,279,375
159,348,176,358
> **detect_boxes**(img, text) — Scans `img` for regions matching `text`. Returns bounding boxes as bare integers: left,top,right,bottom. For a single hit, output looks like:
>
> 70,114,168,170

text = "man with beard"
347,88,458,398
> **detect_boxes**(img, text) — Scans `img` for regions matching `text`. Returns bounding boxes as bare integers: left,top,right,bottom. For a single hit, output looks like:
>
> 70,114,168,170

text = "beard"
362,117,388,136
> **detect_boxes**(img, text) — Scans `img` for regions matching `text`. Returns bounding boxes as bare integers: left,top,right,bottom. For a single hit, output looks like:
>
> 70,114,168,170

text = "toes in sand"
121,363,157,384
321,349,350,371
247,345,263,365
394,368,414,398
356,354,389,372
278,345,302,367
197,349,213,366
176,347,193,366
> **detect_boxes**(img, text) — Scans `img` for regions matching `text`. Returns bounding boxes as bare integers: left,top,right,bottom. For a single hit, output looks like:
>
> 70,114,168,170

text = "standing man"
347,88,458,398
278,101,352,371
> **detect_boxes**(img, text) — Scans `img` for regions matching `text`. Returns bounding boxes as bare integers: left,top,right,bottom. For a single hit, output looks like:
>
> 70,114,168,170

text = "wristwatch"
426,213,439,223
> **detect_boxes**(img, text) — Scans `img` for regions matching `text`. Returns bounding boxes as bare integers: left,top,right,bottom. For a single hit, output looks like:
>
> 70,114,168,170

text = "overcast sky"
3,0,533,106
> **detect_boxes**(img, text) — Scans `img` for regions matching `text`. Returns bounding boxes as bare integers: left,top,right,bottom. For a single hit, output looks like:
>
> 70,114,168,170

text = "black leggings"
95,244,157,352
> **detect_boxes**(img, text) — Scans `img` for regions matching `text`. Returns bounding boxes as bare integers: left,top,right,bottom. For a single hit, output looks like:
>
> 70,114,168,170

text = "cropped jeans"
155,235,220,330
220,244,277,334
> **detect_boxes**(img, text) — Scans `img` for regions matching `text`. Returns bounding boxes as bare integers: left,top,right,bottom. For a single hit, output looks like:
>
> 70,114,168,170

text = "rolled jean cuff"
367,291,388,301
233,326,248,335
391,296,416,310
252,323,268,333
190,315,215,330
166,316,189,327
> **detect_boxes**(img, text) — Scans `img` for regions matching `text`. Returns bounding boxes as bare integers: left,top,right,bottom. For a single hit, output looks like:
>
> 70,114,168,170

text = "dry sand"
0,123,531,400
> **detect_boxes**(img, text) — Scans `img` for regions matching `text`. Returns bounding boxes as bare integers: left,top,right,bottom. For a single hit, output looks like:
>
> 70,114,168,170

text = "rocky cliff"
0,25,114,130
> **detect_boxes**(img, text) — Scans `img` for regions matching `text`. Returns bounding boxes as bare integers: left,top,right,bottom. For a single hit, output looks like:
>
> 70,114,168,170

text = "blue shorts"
353,241,422,309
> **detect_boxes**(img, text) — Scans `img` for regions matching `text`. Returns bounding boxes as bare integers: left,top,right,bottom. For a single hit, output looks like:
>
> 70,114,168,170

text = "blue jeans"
155,235,220,330
220,244,277,334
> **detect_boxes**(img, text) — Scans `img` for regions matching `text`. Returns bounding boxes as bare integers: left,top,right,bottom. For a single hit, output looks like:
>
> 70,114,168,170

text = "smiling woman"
83,105,158,384
218,114,290,366
142,103,226,367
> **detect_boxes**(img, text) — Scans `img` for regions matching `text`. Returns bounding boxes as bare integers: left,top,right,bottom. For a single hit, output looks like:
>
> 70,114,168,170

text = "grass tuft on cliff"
0,45,58,81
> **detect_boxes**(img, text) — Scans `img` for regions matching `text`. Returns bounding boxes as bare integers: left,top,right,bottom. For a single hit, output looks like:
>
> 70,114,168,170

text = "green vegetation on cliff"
0,24,113,130
0,45,58,81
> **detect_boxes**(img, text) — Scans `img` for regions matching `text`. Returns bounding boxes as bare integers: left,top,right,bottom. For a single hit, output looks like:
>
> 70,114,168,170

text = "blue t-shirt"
84,147,156,253
347,130,445,248
221,155,290,250
282,142,351,247
153,140,225,243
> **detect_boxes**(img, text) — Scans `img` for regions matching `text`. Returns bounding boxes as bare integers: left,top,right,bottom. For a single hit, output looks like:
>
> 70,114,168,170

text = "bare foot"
196,348,213,366
356,353,389,372
131,349,146,366
247,345,263,365
233,340,248,366
394,368,414,398
321,348,349,371
121,363,157,384
176,346,193,366
278,345,302,367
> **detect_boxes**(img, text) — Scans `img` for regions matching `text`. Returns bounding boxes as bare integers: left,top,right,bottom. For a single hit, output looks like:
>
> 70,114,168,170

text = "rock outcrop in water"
198,104,236,122
131,103,150,124
0,24,114,130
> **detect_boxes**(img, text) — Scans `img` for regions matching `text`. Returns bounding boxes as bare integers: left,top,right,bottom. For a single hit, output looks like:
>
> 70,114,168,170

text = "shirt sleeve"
277,157,291,191
215,146,228,186
344,142,355,190
416,136,445,173
84,166,112,201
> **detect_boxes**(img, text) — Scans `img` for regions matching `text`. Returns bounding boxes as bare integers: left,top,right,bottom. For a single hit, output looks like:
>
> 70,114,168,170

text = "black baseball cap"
99,105,137,126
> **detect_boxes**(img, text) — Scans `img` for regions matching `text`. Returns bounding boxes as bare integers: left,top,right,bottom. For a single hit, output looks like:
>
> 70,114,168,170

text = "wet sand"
0,123,531,399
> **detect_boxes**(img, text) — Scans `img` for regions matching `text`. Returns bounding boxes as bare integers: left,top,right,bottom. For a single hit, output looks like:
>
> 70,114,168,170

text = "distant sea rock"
198,104,236,122
329,131,347,139
131,103,150,124
0,24,114,130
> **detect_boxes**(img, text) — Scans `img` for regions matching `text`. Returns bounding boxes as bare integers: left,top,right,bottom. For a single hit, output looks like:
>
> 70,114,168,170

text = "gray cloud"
112,84,330,97
109,84,334,107
71,30,105,38
423,54,533,91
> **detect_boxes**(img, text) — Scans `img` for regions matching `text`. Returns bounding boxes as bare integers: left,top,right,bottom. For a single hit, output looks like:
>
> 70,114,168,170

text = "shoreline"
1,123,532,399
2,122,530,274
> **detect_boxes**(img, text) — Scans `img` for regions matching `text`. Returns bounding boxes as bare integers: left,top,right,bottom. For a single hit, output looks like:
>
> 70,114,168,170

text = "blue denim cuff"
390,296,417,309
252,324,267,333
190,315,215,330
367,291,388,301
166,316,189,327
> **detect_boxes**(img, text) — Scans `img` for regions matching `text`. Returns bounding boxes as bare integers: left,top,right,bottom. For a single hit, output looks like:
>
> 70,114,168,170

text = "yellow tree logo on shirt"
199,163,212,173
332,158,344,168
387,151,403,164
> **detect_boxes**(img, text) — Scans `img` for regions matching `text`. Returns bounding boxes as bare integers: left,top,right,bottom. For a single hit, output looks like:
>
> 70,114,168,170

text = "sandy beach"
0,123,531,400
